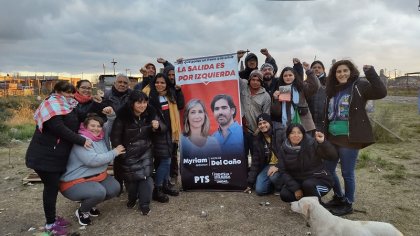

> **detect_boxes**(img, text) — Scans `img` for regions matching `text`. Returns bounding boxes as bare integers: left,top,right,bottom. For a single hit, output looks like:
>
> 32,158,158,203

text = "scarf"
78,123,104,142
281,86,300,127
283,139,302,153
143,85,180,143
34,93,78,132
168,101,181,143
112,85,129,97
74,91,92,104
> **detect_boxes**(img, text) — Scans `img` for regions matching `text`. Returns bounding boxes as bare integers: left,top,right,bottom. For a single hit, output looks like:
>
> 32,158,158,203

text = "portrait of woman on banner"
181,99,221,158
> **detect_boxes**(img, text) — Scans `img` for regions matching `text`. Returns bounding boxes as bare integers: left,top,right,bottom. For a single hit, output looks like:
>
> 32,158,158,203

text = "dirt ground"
0,97,419,236
0,144,418,236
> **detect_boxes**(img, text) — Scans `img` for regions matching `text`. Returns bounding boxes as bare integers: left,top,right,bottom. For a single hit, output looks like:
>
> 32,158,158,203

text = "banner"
177,53,247,191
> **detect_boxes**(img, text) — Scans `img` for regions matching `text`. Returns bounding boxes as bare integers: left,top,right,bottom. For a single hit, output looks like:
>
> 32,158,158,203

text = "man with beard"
245,113,283,195
260,63,279,97
211,94,244,158
237,48,278,80
239,70,271,160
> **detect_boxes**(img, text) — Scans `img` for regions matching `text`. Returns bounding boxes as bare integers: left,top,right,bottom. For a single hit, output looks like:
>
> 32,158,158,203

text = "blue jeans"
255,165,281,196
324,146,359,203
155,158,171,186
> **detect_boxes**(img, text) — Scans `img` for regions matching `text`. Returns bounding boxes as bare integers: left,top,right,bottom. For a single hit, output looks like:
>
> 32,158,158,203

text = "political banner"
176,53,247,191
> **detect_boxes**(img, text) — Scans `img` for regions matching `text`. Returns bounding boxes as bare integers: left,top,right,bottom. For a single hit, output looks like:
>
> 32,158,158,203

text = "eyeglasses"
79,86,92,90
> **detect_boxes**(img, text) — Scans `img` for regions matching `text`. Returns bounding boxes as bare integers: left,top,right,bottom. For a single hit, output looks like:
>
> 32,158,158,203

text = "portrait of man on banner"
210,94,244,159
176,53,247,191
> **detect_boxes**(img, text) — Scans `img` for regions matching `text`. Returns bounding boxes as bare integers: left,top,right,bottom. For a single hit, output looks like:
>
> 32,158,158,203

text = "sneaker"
139,205,151,216
89,207,100,217
127,199,137,209
330,202,354,216
54,216,71,227
75,208,91,226
45,223,67,236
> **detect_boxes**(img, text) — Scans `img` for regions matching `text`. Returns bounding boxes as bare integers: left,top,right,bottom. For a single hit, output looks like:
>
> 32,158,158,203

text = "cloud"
0,0,419,76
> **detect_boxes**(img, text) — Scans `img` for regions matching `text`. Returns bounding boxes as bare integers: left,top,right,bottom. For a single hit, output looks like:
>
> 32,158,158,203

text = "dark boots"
153,186,169,203
163,182,179,196
323,195,353,216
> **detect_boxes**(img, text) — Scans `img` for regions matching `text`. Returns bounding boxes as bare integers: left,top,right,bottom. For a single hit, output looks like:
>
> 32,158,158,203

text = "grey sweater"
61,114,118,182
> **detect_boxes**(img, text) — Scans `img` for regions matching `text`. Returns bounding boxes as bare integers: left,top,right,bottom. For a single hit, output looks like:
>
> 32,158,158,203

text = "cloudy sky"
1,0,419,79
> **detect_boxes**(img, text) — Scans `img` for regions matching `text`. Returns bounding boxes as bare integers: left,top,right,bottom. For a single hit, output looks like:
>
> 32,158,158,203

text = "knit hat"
260,63,274,71
256,113,272,126
310,60,325,70
249,70,263,83
144,63,156,70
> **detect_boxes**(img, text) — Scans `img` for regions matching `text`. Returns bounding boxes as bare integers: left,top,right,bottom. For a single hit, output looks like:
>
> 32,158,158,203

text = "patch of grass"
357,150,407,184
7,124,35,141
0,96,38,146
371,108,400,143
357,151,372,169
383,165,407,184
386,87,418,97
4,103,35,127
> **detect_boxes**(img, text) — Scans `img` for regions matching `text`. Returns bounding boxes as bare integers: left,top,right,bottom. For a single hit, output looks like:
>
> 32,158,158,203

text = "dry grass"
4,104,35,126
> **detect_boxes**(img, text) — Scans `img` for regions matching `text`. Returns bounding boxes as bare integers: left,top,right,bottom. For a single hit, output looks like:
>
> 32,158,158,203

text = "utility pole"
111,59,117,76
103,64,106,75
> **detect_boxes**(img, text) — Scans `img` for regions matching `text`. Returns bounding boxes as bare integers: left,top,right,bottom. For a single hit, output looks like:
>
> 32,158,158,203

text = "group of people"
25,49,387,236
238,50,386,219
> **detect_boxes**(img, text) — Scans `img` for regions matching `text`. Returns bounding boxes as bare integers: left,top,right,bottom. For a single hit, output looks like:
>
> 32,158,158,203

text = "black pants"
170,142,179,178
35,170,63,224
126,178,153,208
280,177,331,202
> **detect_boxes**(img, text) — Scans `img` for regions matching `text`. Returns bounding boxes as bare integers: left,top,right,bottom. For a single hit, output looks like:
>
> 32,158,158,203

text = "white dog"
291,197,403,236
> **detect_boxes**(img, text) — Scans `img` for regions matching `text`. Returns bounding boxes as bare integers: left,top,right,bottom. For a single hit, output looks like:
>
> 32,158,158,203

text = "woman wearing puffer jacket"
110,90,162,215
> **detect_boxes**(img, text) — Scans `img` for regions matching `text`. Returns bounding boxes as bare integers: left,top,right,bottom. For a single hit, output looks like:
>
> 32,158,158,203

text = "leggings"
35,170,62,224
61,176,120,212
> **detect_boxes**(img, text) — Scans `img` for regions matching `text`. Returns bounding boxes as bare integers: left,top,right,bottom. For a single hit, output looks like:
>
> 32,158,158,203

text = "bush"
0,96,39,146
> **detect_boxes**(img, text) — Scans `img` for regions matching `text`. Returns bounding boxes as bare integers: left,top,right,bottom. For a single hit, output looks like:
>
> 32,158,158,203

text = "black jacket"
26,110,86,172
324,67,387,148
247,128,285,186
148,94,172,160
239,53,278,80
110,104,160,181
103,88,131,113
307,74,327,132
77,100,107,122
276,135,338,193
